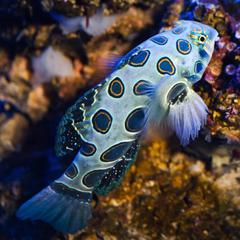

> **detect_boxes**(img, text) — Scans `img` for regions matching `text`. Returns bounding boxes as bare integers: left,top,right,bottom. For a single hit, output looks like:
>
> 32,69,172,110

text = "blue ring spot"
157,57,176,75
65,164,78,179
151,35,168,45
199,48,209,59
125,108,146,132
133,80,152,96
83,168,111,188
108,77,124,98
80,141,96,156
172,26,186,34
128,50,150,67
194,61,204,73
176,39,192,55
92,109,112,134
101,141,133,162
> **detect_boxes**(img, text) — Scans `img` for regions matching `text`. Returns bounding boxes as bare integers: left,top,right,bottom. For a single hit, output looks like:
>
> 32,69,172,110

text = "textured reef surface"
0,0,239,239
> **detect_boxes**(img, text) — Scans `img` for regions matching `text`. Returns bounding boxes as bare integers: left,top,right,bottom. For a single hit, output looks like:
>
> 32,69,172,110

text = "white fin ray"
167,89,208,145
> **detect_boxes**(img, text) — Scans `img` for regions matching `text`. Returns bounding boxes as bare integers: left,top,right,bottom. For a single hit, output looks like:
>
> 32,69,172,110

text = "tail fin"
16,185,92,234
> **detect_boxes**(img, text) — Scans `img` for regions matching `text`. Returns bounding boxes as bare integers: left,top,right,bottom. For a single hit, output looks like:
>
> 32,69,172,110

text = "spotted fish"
17,20,219,233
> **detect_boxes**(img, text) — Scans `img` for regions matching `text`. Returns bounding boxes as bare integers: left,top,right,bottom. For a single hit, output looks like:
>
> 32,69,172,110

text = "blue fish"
17,20,218,233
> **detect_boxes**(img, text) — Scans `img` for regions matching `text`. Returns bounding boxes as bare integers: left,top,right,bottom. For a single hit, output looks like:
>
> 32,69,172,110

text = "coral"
27,86,50,121
41,0,168,16
0,114,29,160
31,46,77,86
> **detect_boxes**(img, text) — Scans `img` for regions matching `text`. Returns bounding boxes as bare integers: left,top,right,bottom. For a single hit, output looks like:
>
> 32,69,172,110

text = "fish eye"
189,29,208,46
199,35,206,44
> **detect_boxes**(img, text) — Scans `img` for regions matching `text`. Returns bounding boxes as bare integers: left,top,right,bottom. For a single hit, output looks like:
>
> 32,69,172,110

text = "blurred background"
0,0,239,239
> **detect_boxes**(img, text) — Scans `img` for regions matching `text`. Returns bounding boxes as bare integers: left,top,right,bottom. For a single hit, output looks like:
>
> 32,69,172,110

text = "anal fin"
95,140,140,195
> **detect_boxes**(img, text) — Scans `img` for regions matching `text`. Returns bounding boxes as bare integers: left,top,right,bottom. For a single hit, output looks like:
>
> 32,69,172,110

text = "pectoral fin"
150,78,208,146
166,85,208,145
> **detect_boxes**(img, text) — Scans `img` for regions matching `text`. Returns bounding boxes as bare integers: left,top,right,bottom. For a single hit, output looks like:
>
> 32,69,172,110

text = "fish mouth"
167,83,188,105
214,31,219,42
212,29,219,42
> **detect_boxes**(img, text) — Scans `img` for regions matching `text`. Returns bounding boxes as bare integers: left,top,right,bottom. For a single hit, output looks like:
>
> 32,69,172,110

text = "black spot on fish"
199,48,209,59
82,169,111,188
115,47,140,69
172,26,186,34
80,141,96,156
108,77,124,98
128,50,150,67
151,35,168,45
65,164,78,179
92,109,112,134
125,108,146,132
195,61,204,73
133,80,152,96
176,39,192,55
157,57,176,75
100,141,133,162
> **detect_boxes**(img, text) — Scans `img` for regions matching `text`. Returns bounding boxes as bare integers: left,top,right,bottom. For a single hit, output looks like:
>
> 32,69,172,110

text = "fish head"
172,20,219,84
146,21,218,145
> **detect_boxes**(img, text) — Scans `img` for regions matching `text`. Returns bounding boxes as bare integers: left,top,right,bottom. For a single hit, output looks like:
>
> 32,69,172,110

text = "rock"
0,114,29,160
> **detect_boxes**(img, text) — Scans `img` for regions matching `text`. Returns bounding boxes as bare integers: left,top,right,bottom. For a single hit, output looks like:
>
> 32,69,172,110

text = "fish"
16,20,219,233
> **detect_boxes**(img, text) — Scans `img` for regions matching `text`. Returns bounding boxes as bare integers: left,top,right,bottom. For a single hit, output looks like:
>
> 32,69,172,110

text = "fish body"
17,20,218,233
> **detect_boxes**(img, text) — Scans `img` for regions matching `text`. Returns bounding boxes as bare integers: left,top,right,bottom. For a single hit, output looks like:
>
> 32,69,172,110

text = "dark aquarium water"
0,0,239,239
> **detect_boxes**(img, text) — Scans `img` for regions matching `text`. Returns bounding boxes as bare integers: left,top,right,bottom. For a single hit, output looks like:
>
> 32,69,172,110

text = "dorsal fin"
95,52,123,77
94,46,142,78
55,83,103,158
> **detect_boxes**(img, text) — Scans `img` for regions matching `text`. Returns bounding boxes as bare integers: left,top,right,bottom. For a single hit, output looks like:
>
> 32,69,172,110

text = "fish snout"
209,27,219,42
